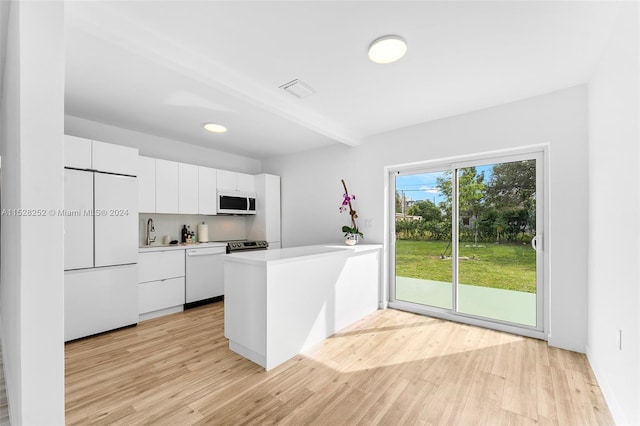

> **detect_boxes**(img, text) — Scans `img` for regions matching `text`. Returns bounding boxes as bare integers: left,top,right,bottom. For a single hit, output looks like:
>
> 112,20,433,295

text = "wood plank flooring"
65,303,613,425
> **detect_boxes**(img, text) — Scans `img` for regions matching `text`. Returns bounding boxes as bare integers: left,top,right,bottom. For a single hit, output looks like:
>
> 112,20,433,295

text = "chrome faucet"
146,218,156,245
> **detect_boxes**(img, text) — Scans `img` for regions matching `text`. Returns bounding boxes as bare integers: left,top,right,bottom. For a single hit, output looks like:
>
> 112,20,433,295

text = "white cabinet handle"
531,236,538,251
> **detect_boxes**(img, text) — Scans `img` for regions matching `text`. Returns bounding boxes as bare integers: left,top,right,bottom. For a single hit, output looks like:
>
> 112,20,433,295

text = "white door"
94,173,138,267
64,169,94,270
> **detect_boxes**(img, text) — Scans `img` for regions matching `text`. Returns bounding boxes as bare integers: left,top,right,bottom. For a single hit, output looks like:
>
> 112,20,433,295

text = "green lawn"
395,240,536,293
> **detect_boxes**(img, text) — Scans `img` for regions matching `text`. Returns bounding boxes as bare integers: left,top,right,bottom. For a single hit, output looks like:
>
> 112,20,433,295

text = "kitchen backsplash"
139,213,247,246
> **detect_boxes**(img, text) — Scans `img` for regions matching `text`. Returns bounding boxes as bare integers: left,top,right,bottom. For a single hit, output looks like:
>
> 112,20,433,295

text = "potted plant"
339,179,363,245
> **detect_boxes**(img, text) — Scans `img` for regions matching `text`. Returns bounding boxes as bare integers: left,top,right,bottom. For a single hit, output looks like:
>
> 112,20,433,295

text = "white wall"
0,1,65,424
65,114,261,174
138,214,246,246
587,3,640,425
263,86,589,353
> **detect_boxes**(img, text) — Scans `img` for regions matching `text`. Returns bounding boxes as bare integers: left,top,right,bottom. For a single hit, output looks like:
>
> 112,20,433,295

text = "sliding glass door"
395,169,453,310
392,151,544,334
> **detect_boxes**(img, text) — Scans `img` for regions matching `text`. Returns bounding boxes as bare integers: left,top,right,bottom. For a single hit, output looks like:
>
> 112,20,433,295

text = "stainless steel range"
226,240,269,253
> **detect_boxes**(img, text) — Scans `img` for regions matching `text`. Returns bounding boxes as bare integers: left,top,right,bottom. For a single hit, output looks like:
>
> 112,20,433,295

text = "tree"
407,200,441,221
485,160,536,241
437,168,486,244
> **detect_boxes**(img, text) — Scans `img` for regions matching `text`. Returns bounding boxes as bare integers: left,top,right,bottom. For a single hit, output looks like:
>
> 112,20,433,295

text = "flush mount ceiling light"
368,35,407,64
203,123,227,133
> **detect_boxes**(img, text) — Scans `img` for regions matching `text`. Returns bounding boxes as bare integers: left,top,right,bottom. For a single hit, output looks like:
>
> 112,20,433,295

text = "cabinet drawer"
138,250,184,283
139,277,185,314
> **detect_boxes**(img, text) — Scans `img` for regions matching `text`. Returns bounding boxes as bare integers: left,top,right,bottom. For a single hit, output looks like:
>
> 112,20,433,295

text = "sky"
396,165,494,205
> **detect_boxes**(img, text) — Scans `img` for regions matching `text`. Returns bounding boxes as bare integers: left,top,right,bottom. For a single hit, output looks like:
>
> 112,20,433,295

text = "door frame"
384,144,549,340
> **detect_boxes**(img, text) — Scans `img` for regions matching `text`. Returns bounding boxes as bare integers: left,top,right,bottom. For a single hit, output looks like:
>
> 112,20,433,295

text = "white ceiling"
64,1,620,160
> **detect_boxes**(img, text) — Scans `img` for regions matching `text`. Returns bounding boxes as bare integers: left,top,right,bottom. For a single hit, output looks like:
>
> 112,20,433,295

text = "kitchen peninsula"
224,244,382,370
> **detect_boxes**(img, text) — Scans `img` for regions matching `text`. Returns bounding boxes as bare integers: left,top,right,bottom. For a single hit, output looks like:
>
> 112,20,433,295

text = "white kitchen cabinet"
237,172,255,192
198,166,217,215
248,174,281,247
179,163,199,214
64,135,92,169
138,250,184,283
92,140,138,176
65,265,138,341
94,173,138,267
138,156,156,213
216,169,255,193
64,169,94,270
155,159,179,214
216,169,237,191
138,250,185,320
139,277,185,315
64,135,138,175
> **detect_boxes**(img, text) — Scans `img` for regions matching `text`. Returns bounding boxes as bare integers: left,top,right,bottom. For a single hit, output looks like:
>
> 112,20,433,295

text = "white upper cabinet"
64,135,138,176
217,169,255,193
155,159,179,214
237,172,255,192
216,169,237,191
64,135,92,169
92,140,138,176
178,163,199,214
138,156,156,213
198,167,217,215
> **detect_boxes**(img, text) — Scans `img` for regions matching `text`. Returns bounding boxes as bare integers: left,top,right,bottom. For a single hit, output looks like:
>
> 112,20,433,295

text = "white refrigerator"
64,169,138,341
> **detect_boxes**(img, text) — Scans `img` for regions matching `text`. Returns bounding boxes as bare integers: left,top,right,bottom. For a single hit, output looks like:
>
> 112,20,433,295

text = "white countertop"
224,243,382,265
139,242,227,253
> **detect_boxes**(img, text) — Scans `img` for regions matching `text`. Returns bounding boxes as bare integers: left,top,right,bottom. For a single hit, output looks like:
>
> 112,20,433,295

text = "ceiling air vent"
279,79,315,99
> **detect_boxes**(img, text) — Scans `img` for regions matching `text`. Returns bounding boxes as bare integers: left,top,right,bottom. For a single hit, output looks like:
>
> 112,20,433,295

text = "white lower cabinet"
139,277,185,315
138,250,185,320
65,265,138,341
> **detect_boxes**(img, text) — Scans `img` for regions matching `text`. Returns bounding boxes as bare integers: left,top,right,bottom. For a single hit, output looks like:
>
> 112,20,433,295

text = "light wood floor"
65,303,613,425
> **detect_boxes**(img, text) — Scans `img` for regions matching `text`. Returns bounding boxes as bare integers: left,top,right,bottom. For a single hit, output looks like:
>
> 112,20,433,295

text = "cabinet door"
198,167,217,215
64,169,94,270
236,172,255,192
94,173,138,267
155,159,179,214
138,156,156,213
65,265,138,341
216,169,237,191
64,135,92,169
178,163,199,214
92,140,138,175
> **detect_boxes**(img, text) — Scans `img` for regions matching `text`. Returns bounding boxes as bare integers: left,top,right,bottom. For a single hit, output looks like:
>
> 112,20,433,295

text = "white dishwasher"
185,245,227,307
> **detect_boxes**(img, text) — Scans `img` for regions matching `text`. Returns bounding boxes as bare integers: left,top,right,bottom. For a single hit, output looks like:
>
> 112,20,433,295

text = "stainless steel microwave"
217,191,257,215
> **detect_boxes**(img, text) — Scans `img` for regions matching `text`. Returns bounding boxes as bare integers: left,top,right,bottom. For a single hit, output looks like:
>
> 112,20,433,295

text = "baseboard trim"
586,344,628,425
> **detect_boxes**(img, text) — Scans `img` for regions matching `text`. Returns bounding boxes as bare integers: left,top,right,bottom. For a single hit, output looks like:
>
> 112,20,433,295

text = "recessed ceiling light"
368,35,407,64
203,123,227,133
